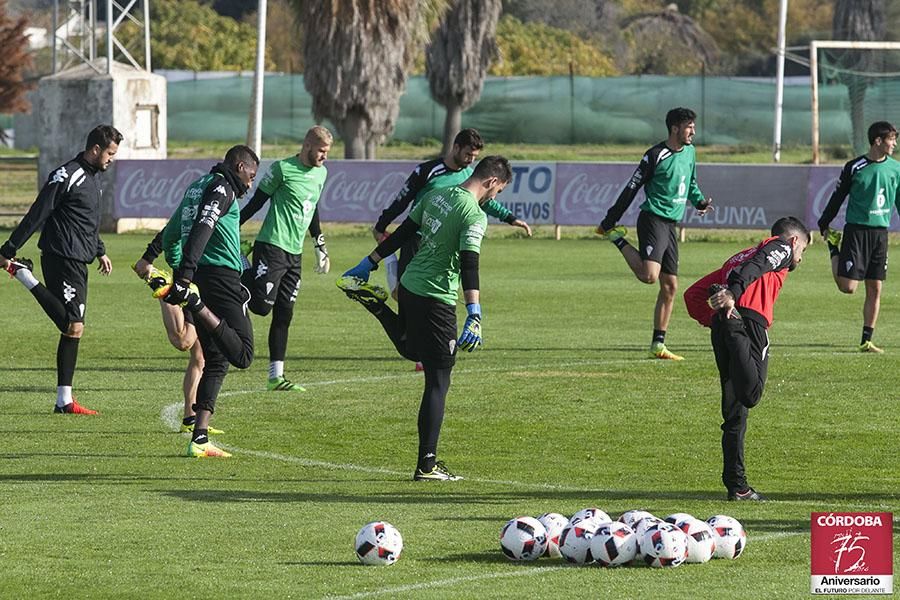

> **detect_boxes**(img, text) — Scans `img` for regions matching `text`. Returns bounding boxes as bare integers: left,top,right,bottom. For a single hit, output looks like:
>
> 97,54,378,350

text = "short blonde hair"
305,125,333,146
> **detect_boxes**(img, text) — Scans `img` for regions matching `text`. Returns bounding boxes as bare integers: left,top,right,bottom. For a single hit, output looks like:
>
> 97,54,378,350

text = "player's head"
470,155,512,203
301,126,333,168
84,125,123,171
449,128,484,169
771,216,810,269
665,107,696,145
224,144,260,189
868,121,897,154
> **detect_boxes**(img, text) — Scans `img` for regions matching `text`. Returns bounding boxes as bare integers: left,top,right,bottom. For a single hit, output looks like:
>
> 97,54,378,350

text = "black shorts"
838,224,888,281
242,241,302,315
636,211,679,275
399,285,457,369
41,254,88,324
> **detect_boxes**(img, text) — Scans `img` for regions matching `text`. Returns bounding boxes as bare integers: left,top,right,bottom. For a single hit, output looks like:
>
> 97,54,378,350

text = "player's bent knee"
66,322,84,338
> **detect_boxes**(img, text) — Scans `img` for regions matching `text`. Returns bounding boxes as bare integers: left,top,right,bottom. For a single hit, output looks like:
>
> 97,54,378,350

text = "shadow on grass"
280,560,363,567
437,551,508,564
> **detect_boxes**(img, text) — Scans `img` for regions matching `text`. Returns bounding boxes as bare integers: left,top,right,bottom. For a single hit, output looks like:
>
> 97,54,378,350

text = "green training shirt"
400,185,488,306
256,155,328,254
418,164,511,221
827,155,900,228
638,143,705,221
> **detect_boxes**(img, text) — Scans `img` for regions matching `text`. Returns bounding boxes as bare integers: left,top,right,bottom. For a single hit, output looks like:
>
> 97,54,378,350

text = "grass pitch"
0,232,897,598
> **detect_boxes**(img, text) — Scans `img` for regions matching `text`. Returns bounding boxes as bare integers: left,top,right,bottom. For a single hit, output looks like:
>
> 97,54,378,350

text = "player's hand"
313,234,330,274
97,254,112,275
511,219,532,237
595,222,614,236
163,279,192,305
696,197,714,216
708,287,737,318
342,256,377,282
457,303,483,352
240,239,253,259
373,228,388,243
132,258,152,279
0,256,10,270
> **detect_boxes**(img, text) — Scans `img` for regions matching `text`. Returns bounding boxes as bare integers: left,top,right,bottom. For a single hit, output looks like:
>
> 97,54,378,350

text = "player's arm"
482,198,532,236
343,217,420,281
373,166,428,237
725,239,793,302
599,152,655,232
817,162,853,233
95,236,111,275
239,188,271,225
688,162,712,212
307,206,330,274
0,176,65,262
133,229,165,278
174,180,236,284
457,214,486,351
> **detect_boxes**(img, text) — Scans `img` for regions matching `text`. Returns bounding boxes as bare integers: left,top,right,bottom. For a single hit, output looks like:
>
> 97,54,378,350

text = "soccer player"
239,126,332,392
133,235,222,435
597,107,713,361
373,128,531,299
159,144,259,457
338,155,512,481
683,216,811,501
817,121,900,353
0,124,121,414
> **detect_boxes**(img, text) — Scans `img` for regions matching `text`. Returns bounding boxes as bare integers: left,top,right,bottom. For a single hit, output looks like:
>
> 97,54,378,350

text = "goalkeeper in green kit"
597,107,713,361
337,156,512,481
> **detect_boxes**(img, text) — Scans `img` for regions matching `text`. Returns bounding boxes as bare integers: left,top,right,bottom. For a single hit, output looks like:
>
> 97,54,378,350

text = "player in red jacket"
684,216,810,501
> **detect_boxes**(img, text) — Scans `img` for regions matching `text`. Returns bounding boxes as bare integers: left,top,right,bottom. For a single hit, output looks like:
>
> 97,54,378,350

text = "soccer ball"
634,515,665,540
537,512,569,558
707,515,747,559
569,507,612,526
591,521,638,567
500,516,548,561
638,522,689,568
558,520,602,564
663,512,695,525
355,521,403,566
672,517,716,564
617,510,656,530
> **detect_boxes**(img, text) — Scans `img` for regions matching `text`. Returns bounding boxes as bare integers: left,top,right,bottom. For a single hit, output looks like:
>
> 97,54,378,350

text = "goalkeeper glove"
457,303,483,352
164,280,192,306
313,234,330,274
342,256,377,282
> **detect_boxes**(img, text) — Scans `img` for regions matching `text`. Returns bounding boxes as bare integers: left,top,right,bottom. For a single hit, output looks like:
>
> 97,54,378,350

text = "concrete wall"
34,59,166,229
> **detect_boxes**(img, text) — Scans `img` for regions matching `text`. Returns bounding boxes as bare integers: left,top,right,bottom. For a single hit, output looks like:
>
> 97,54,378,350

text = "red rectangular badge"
811,512,893,595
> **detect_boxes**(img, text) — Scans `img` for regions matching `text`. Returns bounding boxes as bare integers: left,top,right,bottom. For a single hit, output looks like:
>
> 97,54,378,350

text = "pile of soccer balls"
499,509,746,567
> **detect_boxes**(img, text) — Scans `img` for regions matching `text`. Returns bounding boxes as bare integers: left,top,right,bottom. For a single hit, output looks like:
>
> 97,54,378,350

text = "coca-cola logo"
117,165,207,215
320,169,409,215
810,170,841,219
558,170,633,217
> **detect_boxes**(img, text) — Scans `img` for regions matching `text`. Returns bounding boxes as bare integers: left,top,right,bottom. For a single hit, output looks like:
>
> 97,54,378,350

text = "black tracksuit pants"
710,309,769,493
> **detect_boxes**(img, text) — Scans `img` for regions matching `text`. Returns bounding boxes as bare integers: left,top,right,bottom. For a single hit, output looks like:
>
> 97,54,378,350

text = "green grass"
0,233,897,598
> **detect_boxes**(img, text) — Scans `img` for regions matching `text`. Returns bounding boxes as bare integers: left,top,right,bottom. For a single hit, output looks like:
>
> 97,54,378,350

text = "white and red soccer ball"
558,519,602,564
569,507,612,526
668,515,717,564
537,512,568,558
591,521,638,567
500,516,548,561
355,521,403,566
639,521,689,568
707,515,747,559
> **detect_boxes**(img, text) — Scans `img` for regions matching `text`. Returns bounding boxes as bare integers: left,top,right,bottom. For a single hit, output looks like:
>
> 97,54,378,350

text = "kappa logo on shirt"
213,185,226,196
51,167,69,184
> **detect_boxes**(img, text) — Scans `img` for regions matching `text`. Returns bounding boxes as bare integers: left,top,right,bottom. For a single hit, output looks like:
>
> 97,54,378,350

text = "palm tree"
832,0,886,153
297,0,422,158
425,0,501,155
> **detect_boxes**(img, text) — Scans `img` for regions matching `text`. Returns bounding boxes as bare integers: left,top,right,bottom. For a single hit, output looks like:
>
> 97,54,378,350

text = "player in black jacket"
0,125,122,414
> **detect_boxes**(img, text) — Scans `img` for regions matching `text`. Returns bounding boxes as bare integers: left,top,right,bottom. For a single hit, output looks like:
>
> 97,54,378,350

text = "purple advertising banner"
555,163,639,226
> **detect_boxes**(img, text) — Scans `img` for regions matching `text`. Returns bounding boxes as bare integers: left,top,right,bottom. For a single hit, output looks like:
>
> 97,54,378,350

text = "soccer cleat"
186,440,232,458
823,228,842,249
595,225,627,241
179,423,225,435
414,361,424,372
728,487,766,502
4,257,33,277
649,342,684,361
53,398,99,415
859,340,884,354
267,376,307,392
336,276,389,307
413,460,463,481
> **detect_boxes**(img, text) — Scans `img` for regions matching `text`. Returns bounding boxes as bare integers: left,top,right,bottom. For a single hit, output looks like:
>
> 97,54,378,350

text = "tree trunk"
365,138,377,159
848,80,868,154
341,112,367,159
441,99,462,156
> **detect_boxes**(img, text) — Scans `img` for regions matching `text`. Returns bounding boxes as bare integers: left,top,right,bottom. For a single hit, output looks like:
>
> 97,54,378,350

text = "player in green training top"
597,107,713,361
239,126,332,391
337,156,512,481
818,121,900,353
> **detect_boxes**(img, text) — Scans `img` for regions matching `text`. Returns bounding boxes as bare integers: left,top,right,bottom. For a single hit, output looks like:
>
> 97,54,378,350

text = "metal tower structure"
52,0,150,74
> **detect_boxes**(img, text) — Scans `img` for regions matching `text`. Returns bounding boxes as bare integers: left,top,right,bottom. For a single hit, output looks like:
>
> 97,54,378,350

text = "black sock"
182,416,196,427
652,330,666,346
192,429,209,444
612,237,629,250
56,335,80,387
416,365,451,471
861,326,874,344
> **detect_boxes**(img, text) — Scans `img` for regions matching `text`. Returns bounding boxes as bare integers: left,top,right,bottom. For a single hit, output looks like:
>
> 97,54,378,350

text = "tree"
426,0,501,155
622,4,719,75
0,0,32,117
297,0,431,159
833,0,886,153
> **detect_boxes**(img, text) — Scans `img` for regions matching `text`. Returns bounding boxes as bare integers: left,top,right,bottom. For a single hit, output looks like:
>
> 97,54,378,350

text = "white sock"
384,253,399,295
269,360,284,380
14,268,38,290
56,386,73,407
